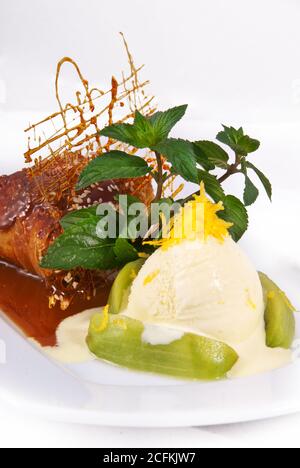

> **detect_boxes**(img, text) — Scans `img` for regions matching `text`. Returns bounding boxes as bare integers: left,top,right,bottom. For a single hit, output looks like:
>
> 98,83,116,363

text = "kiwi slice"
259,272,296,349
108,259,145,314
87,313,238,381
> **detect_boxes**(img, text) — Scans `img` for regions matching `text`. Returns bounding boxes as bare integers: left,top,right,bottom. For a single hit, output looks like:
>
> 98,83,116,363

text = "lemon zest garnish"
92,305,110,333
245,289,257,310
145,182,233,250
247,298,257,310
143,269,160,286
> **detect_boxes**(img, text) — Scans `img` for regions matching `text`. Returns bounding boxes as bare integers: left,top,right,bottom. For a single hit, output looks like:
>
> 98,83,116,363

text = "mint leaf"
60,206,98,231
217,126,260,156
219,195,249,242
153,139,199,184
197,171,225,202
149,105,188,142
113,238,139,264
40,223,117,270
133,110,153,132
76,151,151,191
193,141,229,170
101,123,138,146
193,144,215,171
243,176,259,206
101,106,187,149
101,114,154,149
246,162,272,201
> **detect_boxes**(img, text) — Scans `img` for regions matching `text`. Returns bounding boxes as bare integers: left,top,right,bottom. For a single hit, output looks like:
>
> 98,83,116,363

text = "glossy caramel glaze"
0,261,111,346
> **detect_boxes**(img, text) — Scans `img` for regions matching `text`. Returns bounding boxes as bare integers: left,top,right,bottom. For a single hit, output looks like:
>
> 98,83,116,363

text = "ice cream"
125,237,263,343
123,184,292,377
123,237,291,377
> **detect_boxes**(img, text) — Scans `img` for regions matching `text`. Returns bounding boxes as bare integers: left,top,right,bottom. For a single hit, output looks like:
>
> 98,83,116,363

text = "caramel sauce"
0,261,110,347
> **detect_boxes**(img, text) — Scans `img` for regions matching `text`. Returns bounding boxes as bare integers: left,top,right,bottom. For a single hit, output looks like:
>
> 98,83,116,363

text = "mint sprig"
101,105,187,149
41,105,272,271
217,125,260,156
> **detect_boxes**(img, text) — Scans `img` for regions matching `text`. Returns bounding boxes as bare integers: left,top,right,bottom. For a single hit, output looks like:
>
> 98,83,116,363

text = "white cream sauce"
36,308,292,379
36,308,100,363
141,323,184,345
228,318,292,378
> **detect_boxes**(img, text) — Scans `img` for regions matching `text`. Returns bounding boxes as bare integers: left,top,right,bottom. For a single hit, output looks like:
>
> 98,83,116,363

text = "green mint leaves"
217,125,260,156
219,195,249,242
40,104,272,272
197,171,225,202
153,139,199,184
241,160,272,207
40,221,117,270
246,162,272,201
113,238,139,264
148,105,188,142
60,206,98,231
101,105,187,149
41,204,145,270
216,125,271,208
77,150,151,191
193,141,229,170
243,175,260,206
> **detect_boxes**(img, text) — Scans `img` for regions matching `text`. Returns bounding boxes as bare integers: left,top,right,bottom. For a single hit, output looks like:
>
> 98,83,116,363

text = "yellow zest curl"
92,305,110,333
246,289,257,310
143,269,160,286
146,182,233,250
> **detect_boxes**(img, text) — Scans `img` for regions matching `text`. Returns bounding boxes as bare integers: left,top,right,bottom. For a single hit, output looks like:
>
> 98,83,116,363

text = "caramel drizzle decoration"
24,35,181,207
24,35,156,202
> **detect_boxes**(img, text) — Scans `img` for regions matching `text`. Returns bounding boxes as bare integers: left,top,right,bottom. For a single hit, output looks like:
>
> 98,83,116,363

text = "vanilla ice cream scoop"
123,184,292,377
125,237,263,343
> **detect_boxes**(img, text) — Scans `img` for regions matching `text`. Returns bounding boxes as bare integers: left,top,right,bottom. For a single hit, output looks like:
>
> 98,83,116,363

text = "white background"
1,0,300,448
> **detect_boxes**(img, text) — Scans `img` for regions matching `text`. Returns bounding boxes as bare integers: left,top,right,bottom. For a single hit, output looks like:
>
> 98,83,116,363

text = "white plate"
0,315,300,427
0,119,300,427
